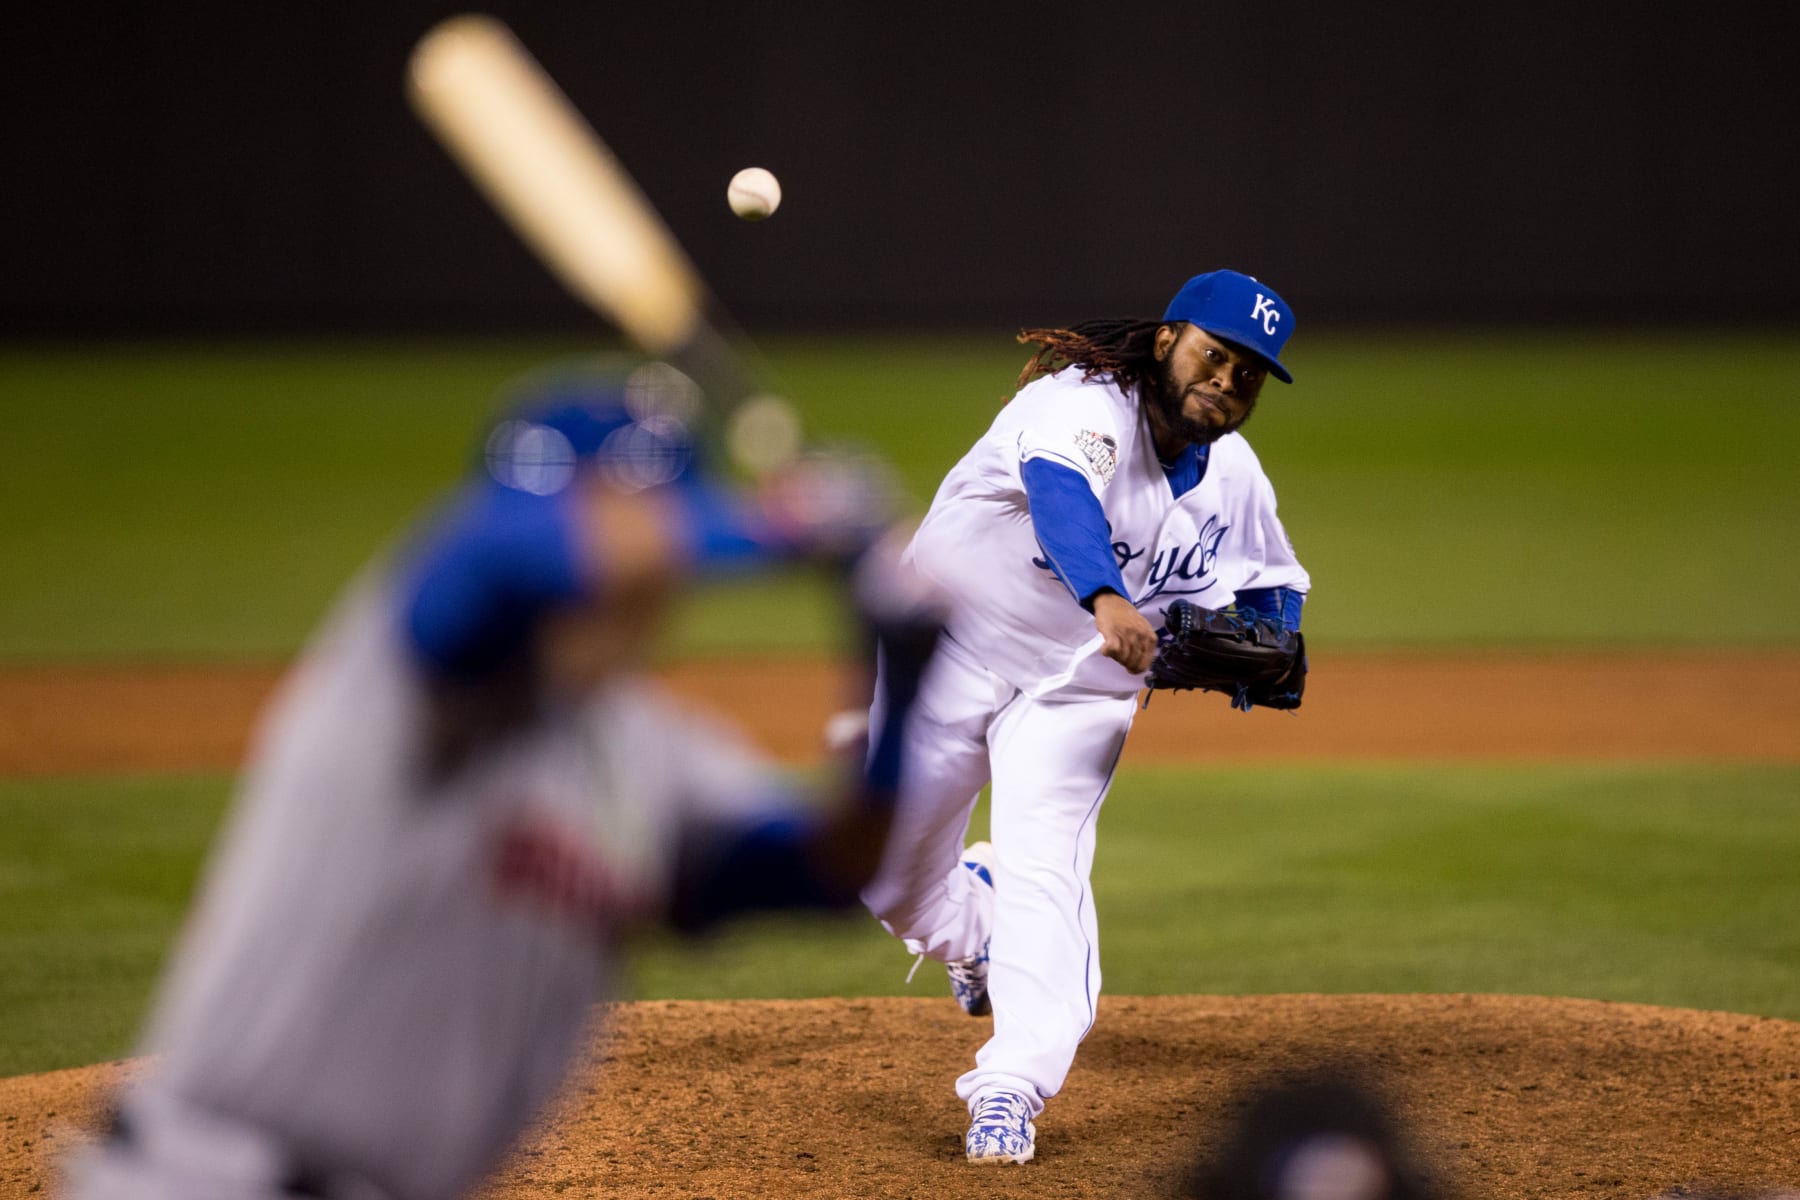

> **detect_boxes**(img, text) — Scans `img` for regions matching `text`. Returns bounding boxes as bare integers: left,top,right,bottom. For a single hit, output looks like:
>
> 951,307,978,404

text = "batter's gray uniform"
64,385,941,1199
67,570,781,1200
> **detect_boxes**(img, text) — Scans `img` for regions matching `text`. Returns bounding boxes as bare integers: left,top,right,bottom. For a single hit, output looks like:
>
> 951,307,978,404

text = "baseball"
727,166,781,220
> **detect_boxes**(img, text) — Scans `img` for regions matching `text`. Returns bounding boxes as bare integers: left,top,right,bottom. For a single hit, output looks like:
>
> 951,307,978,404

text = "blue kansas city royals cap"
1162,270,1296,383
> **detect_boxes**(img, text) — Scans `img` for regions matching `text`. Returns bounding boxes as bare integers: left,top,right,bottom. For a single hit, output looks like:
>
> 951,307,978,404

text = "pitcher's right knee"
864,859,989,963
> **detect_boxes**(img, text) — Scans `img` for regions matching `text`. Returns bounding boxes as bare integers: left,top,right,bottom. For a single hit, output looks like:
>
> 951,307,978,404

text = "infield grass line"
3,763,1794,1076
2,331,1797,658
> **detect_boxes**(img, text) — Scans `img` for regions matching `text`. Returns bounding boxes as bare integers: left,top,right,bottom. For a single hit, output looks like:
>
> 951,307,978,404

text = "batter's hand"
1092,591,1157,673
757,447,902,565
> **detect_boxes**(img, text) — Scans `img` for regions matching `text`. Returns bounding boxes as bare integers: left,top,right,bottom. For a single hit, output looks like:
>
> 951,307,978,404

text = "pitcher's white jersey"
103,571,773,1200
908,368,1309,698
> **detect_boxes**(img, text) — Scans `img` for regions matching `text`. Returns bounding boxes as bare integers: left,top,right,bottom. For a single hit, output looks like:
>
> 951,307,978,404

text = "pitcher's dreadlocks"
1015,318,1165,393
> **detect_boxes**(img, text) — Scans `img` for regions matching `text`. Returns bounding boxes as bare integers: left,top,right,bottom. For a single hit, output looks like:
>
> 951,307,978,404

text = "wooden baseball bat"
406,14,799,473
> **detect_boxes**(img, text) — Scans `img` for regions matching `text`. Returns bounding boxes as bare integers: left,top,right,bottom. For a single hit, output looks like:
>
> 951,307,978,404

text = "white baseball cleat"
946,841,994,1017
965,1089,1036,1164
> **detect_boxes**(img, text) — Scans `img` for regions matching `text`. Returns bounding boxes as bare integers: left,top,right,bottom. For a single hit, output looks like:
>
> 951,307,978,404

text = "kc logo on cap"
1162,270,1296,383
1251,294,1281,337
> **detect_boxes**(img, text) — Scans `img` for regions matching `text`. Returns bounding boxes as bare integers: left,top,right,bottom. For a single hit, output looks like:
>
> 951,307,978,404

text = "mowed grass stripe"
5,763,1792,1076
2,332,1797,657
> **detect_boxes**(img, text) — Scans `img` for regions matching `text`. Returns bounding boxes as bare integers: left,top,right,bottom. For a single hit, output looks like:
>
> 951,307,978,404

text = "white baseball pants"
862,632,1136,1114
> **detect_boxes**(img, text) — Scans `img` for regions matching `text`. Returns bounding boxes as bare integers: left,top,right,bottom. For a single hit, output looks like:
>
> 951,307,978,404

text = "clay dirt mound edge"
3,993,1796,1200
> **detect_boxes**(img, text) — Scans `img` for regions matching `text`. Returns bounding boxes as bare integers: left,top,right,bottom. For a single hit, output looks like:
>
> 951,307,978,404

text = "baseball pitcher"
859,271,1311,1164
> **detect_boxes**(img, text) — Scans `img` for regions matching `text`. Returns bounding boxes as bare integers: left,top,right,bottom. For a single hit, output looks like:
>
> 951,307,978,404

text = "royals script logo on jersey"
1136,515,1231,600
1033,515,1231,601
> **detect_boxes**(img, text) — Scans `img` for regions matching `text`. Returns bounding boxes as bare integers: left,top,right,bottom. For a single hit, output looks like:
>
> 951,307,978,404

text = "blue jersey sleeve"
1236,586,1305,632
400,474,792,679
669,809,844,932
678,479,783,573
1021,457,1127,608
400,484,590,679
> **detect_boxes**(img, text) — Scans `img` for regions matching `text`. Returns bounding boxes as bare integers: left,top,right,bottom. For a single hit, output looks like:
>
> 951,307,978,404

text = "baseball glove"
1145,600,1307,712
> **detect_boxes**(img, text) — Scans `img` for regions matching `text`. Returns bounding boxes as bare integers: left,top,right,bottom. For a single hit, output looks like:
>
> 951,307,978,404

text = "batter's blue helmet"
478,359,788,575
483,360,702,496
1163,270,1296,383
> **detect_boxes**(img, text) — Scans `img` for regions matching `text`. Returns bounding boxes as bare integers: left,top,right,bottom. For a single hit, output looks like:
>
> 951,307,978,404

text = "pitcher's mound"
5,995,1796,1200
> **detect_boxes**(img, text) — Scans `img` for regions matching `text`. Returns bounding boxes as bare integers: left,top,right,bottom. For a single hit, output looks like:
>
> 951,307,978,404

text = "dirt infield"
4,651,1799,773
3,654,1797,1199
4,996,1797,1200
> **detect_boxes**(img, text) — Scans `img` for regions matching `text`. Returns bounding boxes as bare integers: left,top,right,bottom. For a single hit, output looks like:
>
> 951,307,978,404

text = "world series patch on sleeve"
1144,600,1306,711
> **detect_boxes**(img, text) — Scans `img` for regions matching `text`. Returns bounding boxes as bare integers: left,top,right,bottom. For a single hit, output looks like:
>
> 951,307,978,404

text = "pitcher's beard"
1147,360,1254,447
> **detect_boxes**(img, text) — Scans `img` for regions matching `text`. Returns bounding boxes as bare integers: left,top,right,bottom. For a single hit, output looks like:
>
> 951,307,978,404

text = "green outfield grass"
1,331,1796,658
0,776,230,1075
4,763,1795,1077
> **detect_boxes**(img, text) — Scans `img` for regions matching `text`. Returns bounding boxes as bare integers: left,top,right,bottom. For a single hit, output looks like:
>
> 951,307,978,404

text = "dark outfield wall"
7,3,1794,335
